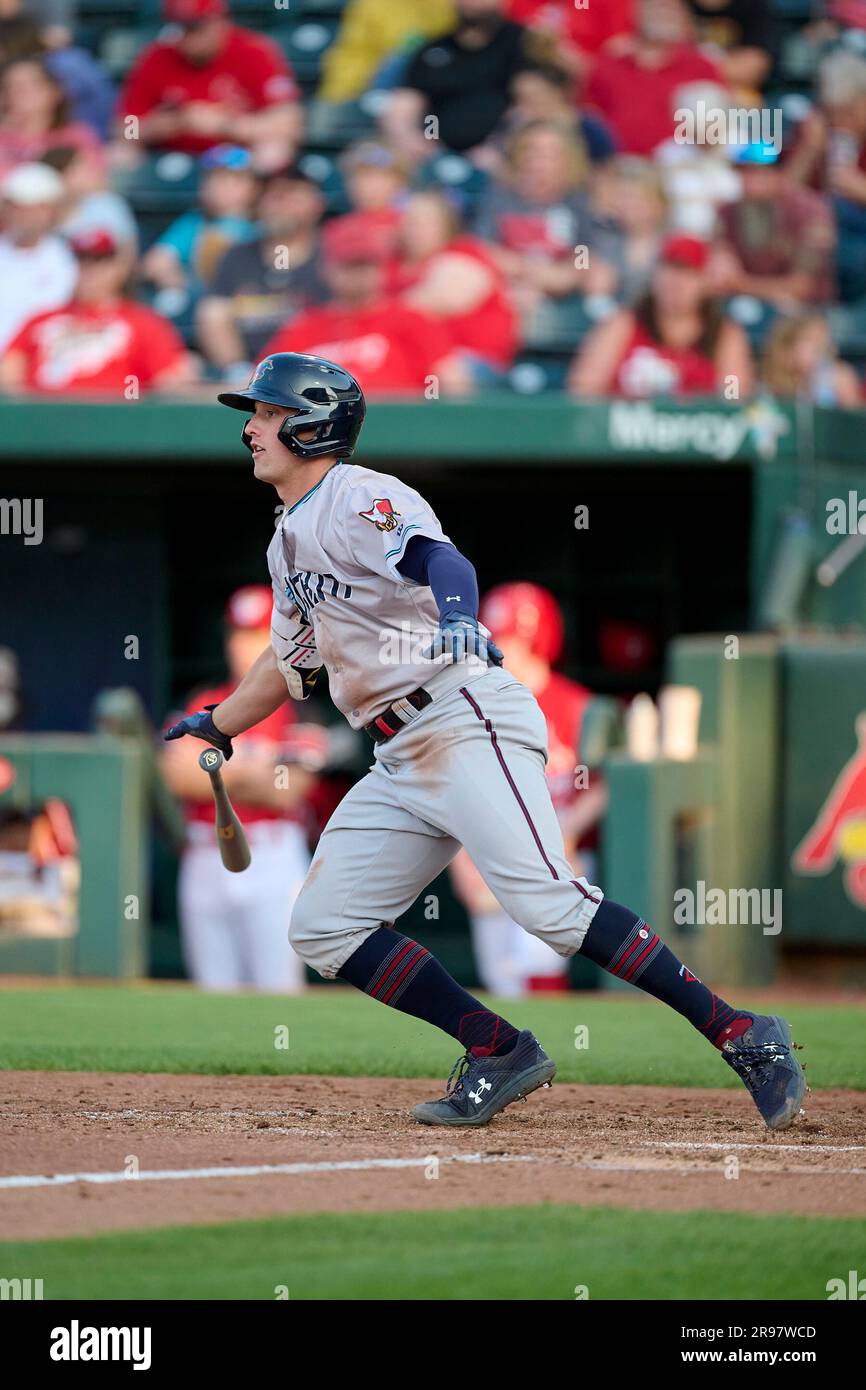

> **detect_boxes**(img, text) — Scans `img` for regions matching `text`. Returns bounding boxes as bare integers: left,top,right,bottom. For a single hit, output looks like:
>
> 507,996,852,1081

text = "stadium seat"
770,0,815,18
416,153,489,220
100,25,166,80
829,300,866,360
296,151,348,212
139,285,199,347
508,357,569,394
111,152,200,214
523,295,616,354
77,0,140,13
725,295,779,352
274,19,339,84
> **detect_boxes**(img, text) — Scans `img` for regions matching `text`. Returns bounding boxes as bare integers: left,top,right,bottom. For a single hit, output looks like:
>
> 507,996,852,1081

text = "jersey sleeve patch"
358,498,401,533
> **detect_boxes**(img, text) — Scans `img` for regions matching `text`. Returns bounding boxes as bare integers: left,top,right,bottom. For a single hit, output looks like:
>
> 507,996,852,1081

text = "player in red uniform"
161,585,327,991
450,582,607,993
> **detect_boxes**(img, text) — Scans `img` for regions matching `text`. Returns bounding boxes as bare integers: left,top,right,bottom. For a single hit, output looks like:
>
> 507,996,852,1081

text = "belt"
364,687,433,743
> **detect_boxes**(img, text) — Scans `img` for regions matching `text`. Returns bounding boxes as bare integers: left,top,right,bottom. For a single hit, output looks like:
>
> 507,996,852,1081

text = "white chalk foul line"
640,1140,866,1155
0,1152,537,1191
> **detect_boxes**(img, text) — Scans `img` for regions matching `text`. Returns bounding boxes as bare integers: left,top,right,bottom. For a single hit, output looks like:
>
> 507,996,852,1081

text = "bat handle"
198,748,224,777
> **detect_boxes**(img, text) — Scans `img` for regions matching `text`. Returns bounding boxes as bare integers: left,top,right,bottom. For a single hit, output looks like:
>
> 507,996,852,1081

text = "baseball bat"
198,748,252,873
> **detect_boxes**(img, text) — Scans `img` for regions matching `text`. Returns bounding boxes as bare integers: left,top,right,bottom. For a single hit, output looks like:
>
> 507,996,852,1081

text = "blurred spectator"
501,64,618,164
0,162,75,351
0,55,103,179
0,227,197,394
317,0,455,105
117,0,301,171
568,232,753,397
161,584,324,992
0,0,116,140
761,313,862,408
326,141,411,266
262,212,456,396
389,188,519,387
591,156,669,304
197,165,326,378
142,144,258,295
339,139,410,238
585,0,725,156
686,0,779,100
506,0,635,78
655,81,742,237
382,0,531,161
787,50,866,302
41,144,138,253
712,142,836,307
473,121,618,318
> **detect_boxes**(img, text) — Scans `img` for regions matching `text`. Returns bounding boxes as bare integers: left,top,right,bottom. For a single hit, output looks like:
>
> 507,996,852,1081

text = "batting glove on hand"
163,704,234,760
424,613,504,667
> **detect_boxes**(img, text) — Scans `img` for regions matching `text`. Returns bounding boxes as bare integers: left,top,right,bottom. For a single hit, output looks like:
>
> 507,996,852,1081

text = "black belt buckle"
365,687,432,743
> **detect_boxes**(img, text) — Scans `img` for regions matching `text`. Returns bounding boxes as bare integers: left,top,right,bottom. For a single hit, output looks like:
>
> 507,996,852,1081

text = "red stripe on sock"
611,934,646,976
370,940,417,998
379,946,429,1004
622,933,660,982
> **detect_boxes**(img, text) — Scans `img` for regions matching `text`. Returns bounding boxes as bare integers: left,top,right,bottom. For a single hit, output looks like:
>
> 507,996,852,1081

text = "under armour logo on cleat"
470,1079,492,1105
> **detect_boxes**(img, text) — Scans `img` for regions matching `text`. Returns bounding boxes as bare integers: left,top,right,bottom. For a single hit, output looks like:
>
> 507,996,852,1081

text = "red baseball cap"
323,213,393,266
660,234,709,271
225,585,272,631
164,0,226,23
69,228,119,258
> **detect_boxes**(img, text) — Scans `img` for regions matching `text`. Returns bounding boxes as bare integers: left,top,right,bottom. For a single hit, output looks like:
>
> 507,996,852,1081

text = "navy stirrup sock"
338,925,519,1057
580,899,753,1047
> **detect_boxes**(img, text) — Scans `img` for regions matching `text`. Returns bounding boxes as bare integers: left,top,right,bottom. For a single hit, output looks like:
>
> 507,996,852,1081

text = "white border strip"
0,1152,536,1191
640,1141,866,1155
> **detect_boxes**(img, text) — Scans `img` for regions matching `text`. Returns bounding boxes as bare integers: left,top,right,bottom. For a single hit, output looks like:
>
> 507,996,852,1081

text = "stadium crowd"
0,0,865,404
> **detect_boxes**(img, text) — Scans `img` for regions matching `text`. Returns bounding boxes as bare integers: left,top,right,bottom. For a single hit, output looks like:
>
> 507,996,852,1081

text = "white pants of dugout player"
180,820,309,991
290,666,603,978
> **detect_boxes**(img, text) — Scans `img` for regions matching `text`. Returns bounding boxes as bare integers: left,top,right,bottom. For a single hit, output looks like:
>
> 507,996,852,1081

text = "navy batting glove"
163,704,234,760
424,613,504,667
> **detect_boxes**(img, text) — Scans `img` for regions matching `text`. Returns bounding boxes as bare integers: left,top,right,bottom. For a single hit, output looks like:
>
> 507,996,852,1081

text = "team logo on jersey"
359,498,401,533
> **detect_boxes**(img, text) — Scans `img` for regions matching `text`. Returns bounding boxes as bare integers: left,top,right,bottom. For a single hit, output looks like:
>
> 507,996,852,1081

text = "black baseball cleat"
721,1013,807,1131
413,1029,556,1126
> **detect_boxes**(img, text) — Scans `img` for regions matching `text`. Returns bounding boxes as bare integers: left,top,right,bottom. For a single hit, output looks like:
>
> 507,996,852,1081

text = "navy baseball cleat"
721,1013,807,1130
413,1029,556,1126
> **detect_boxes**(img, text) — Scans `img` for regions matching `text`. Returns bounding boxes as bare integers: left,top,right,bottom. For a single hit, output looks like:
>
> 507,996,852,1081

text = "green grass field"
2,1207,864,1301
0,984,863,1087
1,983,863,1301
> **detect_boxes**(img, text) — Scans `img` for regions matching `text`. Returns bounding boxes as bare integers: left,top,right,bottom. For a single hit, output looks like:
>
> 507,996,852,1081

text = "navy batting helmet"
217,353,366,461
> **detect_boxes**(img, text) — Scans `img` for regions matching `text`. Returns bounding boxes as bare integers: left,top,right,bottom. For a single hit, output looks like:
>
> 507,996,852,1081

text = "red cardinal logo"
792,712,866,906
358,498,401,533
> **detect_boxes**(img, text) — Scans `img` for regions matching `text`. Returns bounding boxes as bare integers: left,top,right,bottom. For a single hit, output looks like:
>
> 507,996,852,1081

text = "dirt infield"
1,1072,864,1240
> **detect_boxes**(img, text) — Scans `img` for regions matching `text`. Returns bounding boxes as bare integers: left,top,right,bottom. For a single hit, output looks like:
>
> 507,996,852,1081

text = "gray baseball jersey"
267,462,486,728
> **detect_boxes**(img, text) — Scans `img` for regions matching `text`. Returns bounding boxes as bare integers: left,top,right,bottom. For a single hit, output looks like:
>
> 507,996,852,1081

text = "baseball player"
450,581,606,995
165,352,806,1130
162,584,325,992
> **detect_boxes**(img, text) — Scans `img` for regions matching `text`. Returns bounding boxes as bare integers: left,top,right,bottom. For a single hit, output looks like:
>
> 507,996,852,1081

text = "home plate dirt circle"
0,1072,863,1240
